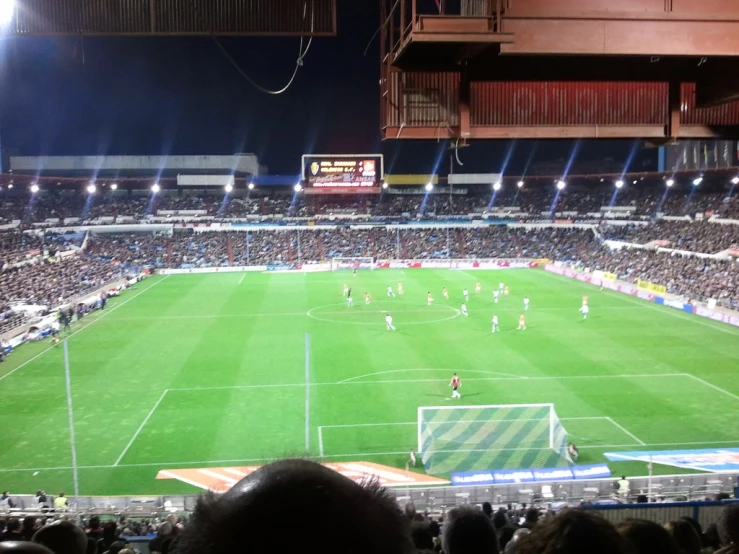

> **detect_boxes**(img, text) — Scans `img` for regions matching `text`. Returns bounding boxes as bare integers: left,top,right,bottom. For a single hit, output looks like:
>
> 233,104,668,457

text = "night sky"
0,2,644,176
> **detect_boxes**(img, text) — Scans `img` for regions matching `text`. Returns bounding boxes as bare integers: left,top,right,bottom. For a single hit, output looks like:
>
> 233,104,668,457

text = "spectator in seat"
22,517,39,541
518,510,632,554
522,508,539,530
52,493,68,512
717,504,739,554
96,522,116,554
32,521,88,554
442,505,500,554
148,523,174,554
171,458,414,554
616,519,680,554
665,519,701,554
0,493,14,510
0,520,23,543
0,542,54,554
85,518,103,543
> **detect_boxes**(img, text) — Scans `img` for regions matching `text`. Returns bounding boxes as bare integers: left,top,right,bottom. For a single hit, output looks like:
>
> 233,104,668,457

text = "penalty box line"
317,417,644,458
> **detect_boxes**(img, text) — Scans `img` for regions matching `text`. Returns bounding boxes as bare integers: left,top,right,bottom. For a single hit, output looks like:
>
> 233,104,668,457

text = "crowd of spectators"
602,221,739,253
1,459,736,554
2,182,739,225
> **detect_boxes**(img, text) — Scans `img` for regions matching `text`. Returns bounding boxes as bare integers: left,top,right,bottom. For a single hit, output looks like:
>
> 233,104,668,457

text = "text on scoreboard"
302,155,384,188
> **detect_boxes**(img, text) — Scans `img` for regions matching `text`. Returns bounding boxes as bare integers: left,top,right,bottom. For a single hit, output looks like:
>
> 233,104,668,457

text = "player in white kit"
385,313,396,331
499,282,504,293
387,286,395,297
347,289,353,307
579,304,589,320
493,290,499,303
523,297,530,310
398,282,404,295
491,315,499,333
461,303,468,317
463,289,469,301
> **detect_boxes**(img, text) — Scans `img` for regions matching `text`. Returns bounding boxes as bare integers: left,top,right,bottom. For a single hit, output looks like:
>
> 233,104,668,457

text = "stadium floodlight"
382,181,389,190
517,180,524,188
615,180,624,189
556,180,566,190
248,182,255,190
225,184,233,193
294,183,302,192
87,184,96,194
425,182,434,192
732,177,739,185
632,180,637,184
30,184,40,194
151,183,160,194
666,179,674,187
692,177,703,186
0,0,14,27
7,184,12,189
493,182,502,192
110,183,118,190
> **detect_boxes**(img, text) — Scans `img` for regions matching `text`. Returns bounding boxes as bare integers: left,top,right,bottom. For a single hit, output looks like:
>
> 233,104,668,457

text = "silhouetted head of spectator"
704,523,722,551
101,522,116,543
498,526,517,550
718,504,739,548
482,502,493,518
5,519,21,533
523,508,539,528
442,505,499,554
665,519,701,554
32,521,88,554
107,542,127,554
404,501,416,520
88,517,101,531
172,458,414,554
410,521,434,551
492,510,508,531
0,542,54,554
518,509,633,554
616,519,680,554
22,517,37,533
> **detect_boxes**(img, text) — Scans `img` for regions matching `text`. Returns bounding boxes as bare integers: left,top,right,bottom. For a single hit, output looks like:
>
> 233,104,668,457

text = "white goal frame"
330,257,375,271
417,403,556,454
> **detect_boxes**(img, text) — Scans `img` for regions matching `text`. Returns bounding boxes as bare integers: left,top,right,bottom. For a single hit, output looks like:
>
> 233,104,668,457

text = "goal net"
417,404,572,475
331,257,375,271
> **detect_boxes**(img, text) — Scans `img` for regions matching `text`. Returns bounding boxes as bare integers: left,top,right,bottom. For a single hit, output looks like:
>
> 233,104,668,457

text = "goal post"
417,403,573,475
330,257,375,271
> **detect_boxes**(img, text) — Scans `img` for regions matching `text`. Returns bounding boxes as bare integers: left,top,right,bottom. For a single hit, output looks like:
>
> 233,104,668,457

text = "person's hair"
102,521,117,542
482,502,493,518
492,511,507,530
0,542,55,554
717,503,739,547
6,518,21,532
88,516,100,530
616,519,680,554
428,520,440,538
665,520,701,554
404,501,416,519
517,509,633,554
410,521,434,550
498,526,517,549
32,521,88,554
703,523,721,550
442,505,499,554
172,458,414,554
524,508,539,524
107,541,128,554
157,522,173,537
22,516,36,531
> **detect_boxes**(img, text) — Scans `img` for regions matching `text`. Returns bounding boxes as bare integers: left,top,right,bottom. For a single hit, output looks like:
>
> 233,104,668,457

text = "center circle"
307,300,461,325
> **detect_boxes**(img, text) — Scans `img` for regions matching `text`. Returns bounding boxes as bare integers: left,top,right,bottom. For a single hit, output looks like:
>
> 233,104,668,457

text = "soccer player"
504,285,510,296
491,314,499,333
387,286,395,297
427,292,434,306
364,292,371,305
353,267,357,278
493,289,499,303
475,281,481,294
442,287,449,300
461,303,468,317
343,284,349,297
347,288,353,307
582,295,588,305
385,313,396,331
397,282,404,295
523,296,530,310
463,288,469,301
517,313,526,330
579,304,589,320
499,282,504,293
450,373,461,399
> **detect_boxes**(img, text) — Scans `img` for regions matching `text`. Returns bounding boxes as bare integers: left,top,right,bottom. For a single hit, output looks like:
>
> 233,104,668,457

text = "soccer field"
2,267,739,496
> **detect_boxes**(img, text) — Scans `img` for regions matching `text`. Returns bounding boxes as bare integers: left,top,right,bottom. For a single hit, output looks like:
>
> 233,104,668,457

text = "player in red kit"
450,373,461,399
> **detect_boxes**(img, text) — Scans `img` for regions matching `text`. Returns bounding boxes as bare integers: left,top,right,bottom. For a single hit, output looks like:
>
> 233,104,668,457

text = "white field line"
319,416,610,429
338,368,524,384
684,374,739,403
237,273,246,285
318,427,324,458
3,439,739,473
113,389,169,466
606,417,646,446
0,276,171,384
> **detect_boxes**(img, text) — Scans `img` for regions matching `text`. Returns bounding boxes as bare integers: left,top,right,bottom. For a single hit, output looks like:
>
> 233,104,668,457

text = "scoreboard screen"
302,155,383,194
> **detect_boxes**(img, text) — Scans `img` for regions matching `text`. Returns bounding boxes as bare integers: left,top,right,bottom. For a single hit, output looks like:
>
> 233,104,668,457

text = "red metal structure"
10,0,336,36
380,0,739,140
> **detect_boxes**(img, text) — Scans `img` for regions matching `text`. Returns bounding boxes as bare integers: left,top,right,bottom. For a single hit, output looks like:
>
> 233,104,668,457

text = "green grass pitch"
1,267,739,495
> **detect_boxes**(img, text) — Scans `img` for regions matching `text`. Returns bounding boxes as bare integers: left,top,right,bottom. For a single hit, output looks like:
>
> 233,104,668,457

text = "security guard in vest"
617,475,630,499
54,492,69,511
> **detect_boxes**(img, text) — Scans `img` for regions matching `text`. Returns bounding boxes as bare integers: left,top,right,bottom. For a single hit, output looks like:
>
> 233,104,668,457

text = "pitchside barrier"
545,263,739,329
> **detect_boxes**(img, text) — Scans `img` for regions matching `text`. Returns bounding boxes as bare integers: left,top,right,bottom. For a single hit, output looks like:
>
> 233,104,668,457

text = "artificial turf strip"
0,268,738,495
